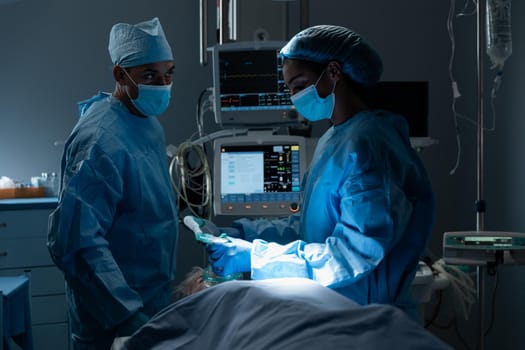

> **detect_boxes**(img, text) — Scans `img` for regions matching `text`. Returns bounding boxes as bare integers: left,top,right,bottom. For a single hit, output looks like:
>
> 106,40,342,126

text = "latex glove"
116,311,149,337
206,236,252,276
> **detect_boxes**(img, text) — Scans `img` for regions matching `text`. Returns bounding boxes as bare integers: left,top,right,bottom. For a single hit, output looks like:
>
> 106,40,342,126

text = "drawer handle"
0,222,6,228
0,251,7,257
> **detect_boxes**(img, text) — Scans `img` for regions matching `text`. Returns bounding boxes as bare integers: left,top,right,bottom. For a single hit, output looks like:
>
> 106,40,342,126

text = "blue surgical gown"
47,93,179,336
233,110,435,311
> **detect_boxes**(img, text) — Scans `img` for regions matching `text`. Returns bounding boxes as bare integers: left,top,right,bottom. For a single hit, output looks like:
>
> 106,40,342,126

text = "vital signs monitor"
213,133,307,216
209,41,302,127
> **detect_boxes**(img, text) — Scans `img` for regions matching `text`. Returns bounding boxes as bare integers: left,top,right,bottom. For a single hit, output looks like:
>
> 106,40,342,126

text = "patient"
171,266,208,301
112,267,451,350
111,267,207,349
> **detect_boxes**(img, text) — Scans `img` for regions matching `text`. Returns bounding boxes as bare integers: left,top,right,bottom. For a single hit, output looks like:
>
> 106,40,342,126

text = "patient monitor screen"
211,41,299,126
218,49,290,110
213,136,305,216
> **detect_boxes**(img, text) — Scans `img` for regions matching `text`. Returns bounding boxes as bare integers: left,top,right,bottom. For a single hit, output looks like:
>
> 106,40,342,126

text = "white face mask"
123,69,172,117
290,69,336,122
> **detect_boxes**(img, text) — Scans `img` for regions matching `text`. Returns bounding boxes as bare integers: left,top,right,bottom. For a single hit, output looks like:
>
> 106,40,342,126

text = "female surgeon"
202,24,435,318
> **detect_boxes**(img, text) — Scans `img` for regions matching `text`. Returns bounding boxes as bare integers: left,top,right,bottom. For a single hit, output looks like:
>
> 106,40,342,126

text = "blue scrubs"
48,92,179,348
234,110,435,313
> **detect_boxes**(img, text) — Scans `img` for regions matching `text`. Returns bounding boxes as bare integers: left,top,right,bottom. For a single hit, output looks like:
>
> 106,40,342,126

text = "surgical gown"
233,110,435,312
47,93,179,343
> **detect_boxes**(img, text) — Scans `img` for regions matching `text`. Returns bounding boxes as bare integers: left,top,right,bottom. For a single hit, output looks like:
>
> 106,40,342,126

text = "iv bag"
486,0,512,69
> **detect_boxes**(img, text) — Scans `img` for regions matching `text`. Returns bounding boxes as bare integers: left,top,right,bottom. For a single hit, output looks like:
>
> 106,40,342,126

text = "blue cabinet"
0,201,69,350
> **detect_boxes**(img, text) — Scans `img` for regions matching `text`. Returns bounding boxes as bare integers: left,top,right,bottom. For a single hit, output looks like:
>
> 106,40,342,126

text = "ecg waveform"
221,73,278,79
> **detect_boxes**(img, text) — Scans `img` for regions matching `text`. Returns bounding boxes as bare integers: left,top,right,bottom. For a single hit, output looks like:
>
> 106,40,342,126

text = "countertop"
0,197,58,211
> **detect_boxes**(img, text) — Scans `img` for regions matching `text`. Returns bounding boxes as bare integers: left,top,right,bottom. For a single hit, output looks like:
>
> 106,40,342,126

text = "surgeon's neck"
331,92,368,126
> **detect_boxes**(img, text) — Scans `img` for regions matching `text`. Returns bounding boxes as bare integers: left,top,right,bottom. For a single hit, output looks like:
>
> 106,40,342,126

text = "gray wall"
0,0,218,180
1,0,524,349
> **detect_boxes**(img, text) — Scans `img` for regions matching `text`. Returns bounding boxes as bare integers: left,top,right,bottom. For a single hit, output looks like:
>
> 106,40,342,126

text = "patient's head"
172,266,209,301
172,265,246,301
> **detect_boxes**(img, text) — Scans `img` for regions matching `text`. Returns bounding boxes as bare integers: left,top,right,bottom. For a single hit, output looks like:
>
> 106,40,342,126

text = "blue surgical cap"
108,17,173,68
280,25,382,85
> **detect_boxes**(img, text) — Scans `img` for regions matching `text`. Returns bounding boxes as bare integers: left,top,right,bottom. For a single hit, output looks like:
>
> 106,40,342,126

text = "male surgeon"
48,17,179,349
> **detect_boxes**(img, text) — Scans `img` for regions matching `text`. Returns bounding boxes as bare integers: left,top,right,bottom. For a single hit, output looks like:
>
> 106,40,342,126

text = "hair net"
108,17,173,68
280,25,382,85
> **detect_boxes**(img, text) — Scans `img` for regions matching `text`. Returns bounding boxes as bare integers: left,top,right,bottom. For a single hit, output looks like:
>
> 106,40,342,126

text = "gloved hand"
206,236,252,276
116,311,150,337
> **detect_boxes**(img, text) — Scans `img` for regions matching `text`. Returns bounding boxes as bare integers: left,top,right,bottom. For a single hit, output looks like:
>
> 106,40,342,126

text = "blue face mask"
290,69,336,122
123,70,172,117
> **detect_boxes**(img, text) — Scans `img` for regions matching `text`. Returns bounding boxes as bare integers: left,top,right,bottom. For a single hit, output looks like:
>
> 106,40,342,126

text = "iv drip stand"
476,1,486,349
445,0,519,347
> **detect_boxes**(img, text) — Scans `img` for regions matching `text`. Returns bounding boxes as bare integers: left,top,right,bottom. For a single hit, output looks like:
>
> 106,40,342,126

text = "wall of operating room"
1,1,524,349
